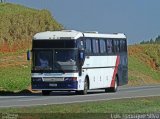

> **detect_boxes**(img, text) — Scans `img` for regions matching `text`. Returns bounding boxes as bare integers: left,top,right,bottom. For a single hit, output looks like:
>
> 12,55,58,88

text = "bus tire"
42,90,51,96
83,78,88,95
76,78,88,95
75,91,81,95
105,76,118,93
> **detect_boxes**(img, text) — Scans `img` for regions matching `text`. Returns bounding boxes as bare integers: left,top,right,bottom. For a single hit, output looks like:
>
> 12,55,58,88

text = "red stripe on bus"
110,55,120,87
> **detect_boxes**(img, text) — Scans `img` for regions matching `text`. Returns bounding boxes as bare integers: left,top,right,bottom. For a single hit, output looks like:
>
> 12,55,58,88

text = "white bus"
28,30,128,95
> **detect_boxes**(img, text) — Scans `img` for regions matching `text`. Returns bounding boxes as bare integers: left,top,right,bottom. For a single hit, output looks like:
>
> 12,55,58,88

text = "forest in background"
140,35,160,44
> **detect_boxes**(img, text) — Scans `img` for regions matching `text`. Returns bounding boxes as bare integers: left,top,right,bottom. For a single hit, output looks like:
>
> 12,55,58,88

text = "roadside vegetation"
0,3,62,52
0,52,30,92
0,96,160,118
128,44,160,86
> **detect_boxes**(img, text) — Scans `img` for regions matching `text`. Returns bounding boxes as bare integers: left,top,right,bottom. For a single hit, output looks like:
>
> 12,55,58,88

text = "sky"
7,0,160,44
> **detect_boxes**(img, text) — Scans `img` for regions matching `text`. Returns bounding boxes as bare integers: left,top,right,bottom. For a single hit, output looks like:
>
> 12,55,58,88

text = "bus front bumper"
31,78,78,91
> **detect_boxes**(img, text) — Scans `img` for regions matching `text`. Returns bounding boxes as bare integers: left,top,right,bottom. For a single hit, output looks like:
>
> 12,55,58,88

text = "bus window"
85,39,92,54
106,39,113,54
117,40,120,52
120,39,127,52
113,40,120,53
124,40,127,52
120,39,124,52
99,39,106,53
92,39,99,54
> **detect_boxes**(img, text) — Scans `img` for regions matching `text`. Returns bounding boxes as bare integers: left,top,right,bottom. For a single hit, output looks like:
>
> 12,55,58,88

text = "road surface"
0,85,160,108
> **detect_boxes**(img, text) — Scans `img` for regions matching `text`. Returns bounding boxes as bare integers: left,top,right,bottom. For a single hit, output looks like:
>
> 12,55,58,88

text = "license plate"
43,78,64,82
49,84,57,87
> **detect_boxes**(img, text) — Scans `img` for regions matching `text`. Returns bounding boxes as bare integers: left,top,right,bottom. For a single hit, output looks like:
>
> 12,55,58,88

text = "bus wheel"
112,76,118,92
83,79,88,95
42,90,51,96
105,76,118,93
76,79,88,95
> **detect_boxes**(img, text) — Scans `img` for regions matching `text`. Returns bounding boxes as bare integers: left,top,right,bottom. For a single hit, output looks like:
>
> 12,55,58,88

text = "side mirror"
78,48,85,76
27,50,31,61
79,48,85,66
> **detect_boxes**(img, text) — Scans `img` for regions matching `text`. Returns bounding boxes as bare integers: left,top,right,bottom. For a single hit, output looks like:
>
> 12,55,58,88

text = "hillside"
128,44,160,86
0,3,62,52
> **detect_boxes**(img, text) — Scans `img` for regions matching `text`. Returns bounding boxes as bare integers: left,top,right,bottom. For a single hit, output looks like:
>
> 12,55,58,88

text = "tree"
140,40,145,44
155,35,160,44
150,39,154,44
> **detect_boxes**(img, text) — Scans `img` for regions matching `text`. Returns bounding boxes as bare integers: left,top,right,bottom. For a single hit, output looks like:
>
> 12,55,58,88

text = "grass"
0,96,160,118
0,3,62,52
128,56,160,80
0,3,38,14
0,51,31,92
128,75,137,81
0,65,31,91
128,44,160,70
143,44,160,67
128,44,160,85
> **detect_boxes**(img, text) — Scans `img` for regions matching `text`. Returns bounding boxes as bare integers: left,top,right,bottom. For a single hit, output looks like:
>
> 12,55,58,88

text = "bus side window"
120,39,124,52
117,40,120,53
106,39,113,54
120,39,127,52
99,39,106,54
85,39,92,54
124,40,127,52
113,40,120,53
92,39,99,54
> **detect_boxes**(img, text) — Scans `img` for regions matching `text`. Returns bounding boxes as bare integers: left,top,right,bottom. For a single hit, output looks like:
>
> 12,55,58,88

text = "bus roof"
33,30,126,40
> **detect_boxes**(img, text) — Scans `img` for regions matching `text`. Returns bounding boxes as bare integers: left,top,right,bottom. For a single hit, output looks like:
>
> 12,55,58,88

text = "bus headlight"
64,77,77,81
32,78,42,82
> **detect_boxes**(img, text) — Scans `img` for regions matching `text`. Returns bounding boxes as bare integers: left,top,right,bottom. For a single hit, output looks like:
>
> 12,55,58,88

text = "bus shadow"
0,90,41,96
50,90,107,96
0,90,109,96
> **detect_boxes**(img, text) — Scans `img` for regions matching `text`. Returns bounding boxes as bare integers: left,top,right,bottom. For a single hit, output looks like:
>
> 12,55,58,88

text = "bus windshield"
32,49,78,72
33,50,53,70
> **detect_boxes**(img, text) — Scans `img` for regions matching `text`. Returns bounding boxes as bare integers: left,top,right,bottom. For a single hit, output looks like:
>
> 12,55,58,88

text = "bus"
27,30,128,95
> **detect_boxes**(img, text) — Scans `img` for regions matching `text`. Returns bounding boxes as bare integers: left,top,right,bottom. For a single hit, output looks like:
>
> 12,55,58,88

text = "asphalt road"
0,85,160,108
